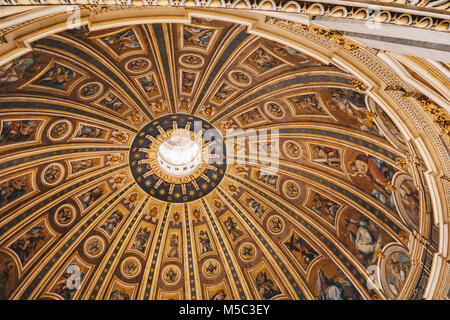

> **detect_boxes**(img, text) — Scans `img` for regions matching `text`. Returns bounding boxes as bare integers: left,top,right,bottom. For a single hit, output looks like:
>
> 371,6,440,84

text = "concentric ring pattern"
0,18,424,300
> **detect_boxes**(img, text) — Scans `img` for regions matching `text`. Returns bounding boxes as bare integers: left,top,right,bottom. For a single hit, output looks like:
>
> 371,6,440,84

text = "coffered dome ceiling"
0,10,448,300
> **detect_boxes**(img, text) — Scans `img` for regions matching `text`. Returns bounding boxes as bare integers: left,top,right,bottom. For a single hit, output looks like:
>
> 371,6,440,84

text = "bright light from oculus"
157,134,202,176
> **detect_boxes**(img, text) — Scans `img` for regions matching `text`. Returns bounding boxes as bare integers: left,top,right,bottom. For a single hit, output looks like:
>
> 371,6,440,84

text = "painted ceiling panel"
0,17,434,301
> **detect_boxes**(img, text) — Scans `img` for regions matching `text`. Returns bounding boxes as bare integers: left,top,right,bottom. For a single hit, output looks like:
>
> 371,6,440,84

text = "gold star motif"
202,183,208,190
145,180,151,186
159,189,166,195
174,192,181,199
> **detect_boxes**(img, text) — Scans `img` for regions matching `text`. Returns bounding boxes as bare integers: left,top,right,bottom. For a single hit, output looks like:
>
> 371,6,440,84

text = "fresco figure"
285,234,319,266
100,210,124,236
311,193,341,222
71,159,95,174
328,89,379,134
0,53,37,85
76,125,104,138
238,108,265,125
399,180,420,226
167,234,179,258
109,289,130,300
138,75,158,94
349,153,395,208
0,120,37,146
53,263,84,300
102,29,140,51
198,230,212,254
0,259,15,300
210,289,226,300
311,144,341,168
255,170,278,188
183,26,214,48
100,94,126,113
246,197,266,218
290,94,324,114
386,252,410,297
35,63,76,89
10,225,47,265
274,45,308,59
181,71,196,93
0,176,27,207
344,217,382,265
213,83,235,102
246,48,282,72
78,186,104,209
224,217,244,241
131,226,151,253
317,268,360,300
255,271,282,300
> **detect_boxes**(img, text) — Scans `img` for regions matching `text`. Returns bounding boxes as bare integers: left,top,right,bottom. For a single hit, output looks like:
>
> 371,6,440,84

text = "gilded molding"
416,96,450,142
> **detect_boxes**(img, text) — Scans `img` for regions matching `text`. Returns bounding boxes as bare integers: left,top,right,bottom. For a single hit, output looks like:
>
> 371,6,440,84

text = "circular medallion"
129,114,226,202
264,101,285,119
48,119,73,142
283,180,300,199
380,246,411,299
120,256,142,279
239,242,256,262
267,215,284,234
41,163,65,186
79,82,103,100
228,70,251,87
54,204,76,227
125,57,152,74
161,264,181,285
84,235,105,259
179,54,204,68
283,140,301,159
202,259,220,278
